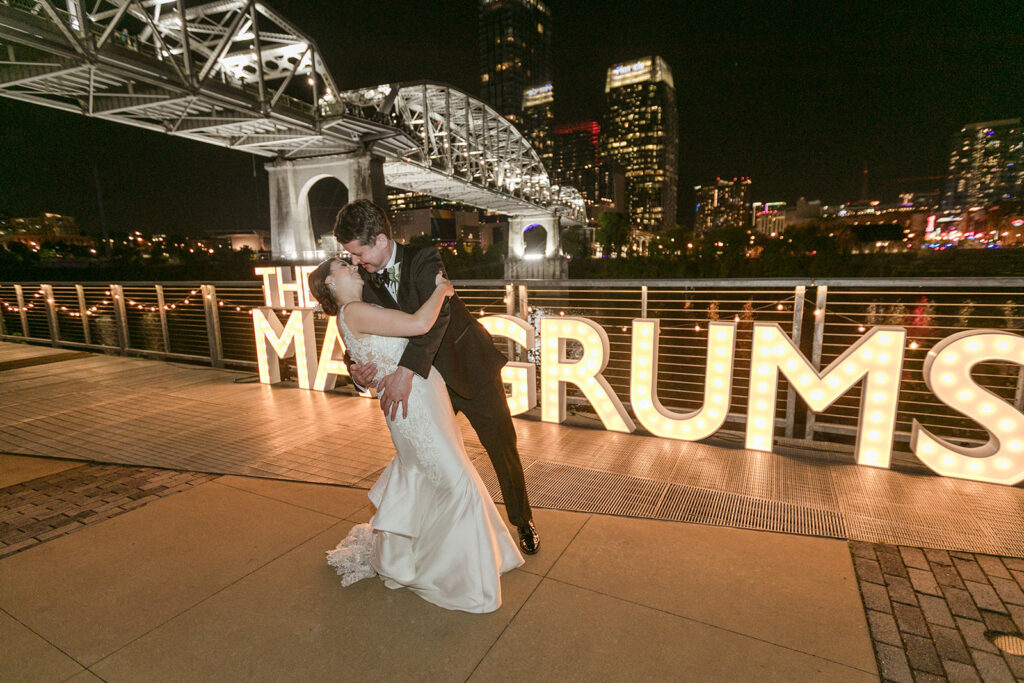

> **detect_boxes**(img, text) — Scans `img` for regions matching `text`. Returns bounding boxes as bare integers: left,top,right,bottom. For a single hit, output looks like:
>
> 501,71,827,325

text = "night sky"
0,0,1020,235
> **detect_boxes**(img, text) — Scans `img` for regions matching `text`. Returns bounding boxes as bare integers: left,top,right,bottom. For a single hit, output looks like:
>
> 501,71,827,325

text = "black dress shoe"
517,520,539,555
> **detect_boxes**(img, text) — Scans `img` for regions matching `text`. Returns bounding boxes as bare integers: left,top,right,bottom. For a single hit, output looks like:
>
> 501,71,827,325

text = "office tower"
752,202,786,235
601,56,678,231
942,118,1024,210
551,121,627,217
552,121,600,203
694,178,752,232
478,0,552,124
520,83,554,171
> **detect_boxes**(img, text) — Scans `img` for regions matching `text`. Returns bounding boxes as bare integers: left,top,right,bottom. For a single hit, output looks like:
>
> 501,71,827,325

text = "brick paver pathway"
852,540,1024,682
0,462,215,559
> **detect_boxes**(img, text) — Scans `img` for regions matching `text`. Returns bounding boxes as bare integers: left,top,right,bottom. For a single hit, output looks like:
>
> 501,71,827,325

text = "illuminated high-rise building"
752,202,786,235
601,56,678,231
520,83,554,171
478,0,552,124
694,178,752,232
552,121,600,203
942,118,1024,211
551,121,627,218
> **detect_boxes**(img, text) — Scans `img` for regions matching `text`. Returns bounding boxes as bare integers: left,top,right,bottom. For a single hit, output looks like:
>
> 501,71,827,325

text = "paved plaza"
2,342,1024,681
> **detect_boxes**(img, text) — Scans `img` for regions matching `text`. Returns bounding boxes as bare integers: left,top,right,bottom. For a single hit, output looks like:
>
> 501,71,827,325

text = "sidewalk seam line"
0,605,91,672
209,477,366,519
464,514,594,682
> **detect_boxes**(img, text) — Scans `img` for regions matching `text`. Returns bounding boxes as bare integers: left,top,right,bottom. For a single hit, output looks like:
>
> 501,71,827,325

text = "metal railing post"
202,284,224,368
518,283,531,360
155,285,171,356
110,284,129,354
505,283,515,316
75,284,91,345
641,285,648,318
784,285,806,437
804,285,829,440
41,284,59,346
14,284,29,338
505,283,515,360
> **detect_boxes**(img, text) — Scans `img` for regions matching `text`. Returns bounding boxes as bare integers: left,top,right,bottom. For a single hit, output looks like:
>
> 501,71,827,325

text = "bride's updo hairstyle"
308,257,348,317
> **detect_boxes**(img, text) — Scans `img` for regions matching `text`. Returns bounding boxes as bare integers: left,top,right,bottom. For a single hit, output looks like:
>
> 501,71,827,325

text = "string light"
6,284,261,326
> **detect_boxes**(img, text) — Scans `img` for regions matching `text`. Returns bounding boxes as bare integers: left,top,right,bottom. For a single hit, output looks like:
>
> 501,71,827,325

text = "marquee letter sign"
540,316,635,432
631,320,736,440
478,315,537,416
252,307,318,389
248,267,1024,486
255,266,317,308
911,330,1024,485
745,324,906,468
312,315,350,392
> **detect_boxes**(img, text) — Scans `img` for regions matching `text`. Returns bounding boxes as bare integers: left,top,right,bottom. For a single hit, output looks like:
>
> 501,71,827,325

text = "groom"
335,199,539,555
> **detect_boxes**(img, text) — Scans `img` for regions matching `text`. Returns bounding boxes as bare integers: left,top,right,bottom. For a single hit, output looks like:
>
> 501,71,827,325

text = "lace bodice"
338,304,409,385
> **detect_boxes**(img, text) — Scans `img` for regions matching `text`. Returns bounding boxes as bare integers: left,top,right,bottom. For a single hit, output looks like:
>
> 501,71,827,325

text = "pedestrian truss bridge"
0,0,585,223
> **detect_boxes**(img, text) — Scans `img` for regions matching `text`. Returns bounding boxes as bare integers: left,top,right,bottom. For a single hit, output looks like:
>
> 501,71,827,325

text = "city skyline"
1,0,1020,235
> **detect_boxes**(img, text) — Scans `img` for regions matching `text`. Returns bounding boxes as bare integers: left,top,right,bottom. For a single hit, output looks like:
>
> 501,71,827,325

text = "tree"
559,225,590,260
648,226,689,256
408,233,435,249
596,211,629,256
831,225,855,256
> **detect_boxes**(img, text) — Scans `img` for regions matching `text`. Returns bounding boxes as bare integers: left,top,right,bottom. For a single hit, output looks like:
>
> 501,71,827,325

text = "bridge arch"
306,176,349,245
523,224,547,257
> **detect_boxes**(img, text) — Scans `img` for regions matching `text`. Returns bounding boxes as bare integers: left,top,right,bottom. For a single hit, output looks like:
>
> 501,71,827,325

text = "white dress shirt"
381,242,398,302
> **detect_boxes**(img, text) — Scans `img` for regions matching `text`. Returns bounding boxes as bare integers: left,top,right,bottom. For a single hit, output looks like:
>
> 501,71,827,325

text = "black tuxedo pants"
448,375,532,528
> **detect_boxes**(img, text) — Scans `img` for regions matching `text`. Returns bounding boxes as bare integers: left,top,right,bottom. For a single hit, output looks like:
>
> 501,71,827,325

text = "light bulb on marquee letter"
745,323,906,468
478,315,536,416
911,330,1024,485
252,307,318,389
631,320,736,440
540,316,635,432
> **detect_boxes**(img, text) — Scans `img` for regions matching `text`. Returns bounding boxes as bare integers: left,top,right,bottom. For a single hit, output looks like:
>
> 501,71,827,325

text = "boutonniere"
387,262,401,285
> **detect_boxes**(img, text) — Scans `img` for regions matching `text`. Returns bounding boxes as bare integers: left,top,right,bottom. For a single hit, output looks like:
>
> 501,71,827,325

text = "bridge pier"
266,153,386,261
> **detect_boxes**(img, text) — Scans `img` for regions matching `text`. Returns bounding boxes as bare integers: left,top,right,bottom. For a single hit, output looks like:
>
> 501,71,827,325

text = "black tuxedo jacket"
360,242,507,399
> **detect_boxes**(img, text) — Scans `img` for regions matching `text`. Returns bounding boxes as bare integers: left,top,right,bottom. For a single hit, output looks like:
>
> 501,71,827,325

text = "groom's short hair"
334,199,392,245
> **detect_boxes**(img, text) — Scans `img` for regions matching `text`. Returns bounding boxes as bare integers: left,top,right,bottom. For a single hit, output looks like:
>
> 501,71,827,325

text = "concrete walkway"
1,454,876,682
5,342,1024,680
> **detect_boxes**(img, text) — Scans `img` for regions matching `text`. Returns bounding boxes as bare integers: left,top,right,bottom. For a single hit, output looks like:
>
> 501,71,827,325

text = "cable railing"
3,278,1023,456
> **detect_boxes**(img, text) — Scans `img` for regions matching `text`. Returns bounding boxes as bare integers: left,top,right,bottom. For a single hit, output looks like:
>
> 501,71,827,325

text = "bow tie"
370,265,399,288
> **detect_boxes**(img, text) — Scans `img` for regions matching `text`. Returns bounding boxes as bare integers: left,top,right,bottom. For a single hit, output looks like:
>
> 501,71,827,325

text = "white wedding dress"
326,304,524,613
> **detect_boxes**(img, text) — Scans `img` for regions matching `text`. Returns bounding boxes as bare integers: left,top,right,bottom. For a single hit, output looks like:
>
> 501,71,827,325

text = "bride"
308,257,524,613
